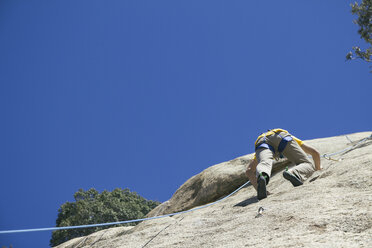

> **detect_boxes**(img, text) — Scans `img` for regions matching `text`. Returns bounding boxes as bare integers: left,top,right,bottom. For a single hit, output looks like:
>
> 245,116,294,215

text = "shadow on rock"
234,196,258,207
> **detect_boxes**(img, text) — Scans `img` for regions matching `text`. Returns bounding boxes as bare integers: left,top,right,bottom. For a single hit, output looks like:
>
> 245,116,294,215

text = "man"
245,129,321,200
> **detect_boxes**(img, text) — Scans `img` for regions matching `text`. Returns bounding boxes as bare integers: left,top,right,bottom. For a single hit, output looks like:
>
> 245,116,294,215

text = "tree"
50,188,160,247
346,0,372,70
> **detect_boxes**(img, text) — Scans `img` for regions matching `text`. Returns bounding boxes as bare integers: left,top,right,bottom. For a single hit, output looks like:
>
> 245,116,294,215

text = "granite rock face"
55,131,372,248
146,154,251,217
147,153,292,217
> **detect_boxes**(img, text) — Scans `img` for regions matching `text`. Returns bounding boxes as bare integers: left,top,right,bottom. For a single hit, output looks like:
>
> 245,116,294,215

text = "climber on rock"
245,128,322,200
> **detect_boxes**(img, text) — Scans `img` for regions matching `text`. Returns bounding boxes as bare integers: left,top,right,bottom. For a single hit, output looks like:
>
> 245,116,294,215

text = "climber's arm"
301,143,322,171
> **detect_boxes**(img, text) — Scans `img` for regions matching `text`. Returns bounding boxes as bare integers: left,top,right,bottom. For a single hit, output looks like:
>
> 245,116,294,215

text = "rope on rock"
1,134,371,234
0,181,251,234
322,134,372,161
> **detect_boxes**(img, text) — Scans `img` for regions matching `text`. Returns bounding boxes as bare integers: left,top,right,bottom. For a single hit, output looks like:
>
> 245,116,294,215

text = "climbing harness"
277,135,293,153
255,143,275,154
255,130,293,159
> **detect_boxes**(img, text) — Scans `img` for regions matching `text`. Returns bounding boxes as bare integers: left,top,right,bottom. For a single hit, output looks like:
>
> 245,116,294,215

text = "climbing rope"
0,134,371,234
0,181,251,234
321,134,372,161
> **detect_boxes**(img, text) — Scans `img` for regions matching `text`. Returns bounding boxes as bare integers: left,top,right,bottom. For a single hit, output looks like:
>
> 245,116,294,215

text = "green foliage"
347,0,372,70
50,188,160,247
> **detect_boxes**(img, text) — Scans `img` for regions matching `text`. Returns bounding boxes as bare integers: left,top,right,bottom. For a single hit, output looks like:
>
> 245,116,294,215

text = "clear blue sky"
0,1,370,247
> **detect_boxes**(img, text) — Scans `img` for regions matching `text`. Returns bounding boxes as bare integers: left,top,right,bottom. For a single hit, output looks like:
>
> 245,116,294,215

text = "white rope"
0,181,251,234
321,134,372,159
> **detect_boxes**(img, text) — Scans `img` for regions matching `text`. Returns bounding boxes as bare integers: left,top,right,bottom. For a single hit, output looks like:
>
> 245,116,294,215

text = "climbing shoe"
257,175,267,200
283,171,303,187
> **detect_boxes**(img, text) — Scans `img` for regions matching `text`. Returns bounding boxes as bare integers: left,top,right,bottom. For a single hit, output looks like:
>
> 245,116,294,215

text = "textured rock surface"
55,131,372,248
146,154,251,217
147,147,292,217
